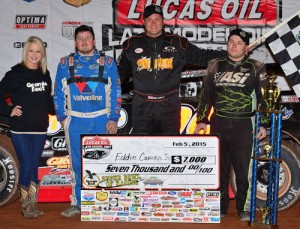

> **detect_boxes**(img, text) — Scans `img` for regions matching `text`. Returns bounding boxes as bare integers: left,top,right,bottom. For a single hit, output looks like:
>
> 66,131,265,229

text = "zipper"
154,42,158,79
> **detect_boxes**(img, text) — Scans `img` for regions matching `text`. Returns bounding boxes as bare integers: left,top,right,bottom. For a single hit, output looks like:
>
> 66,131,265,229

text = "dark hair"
74,25,95,40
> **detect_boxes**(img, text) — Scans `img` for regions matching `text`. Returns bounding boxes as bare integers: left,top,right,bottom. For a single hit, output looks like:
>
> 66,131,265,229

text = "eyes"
228,40,244,46
76,36,93,41
28,49,41,53
145,17,163,24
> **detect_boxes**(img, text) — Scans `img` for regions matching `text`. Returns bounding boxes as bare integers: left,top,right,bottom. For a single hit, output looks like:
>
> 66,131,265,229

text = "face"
75,31,95,56
144,14,164,38
227,35,249,61
25,43,43,69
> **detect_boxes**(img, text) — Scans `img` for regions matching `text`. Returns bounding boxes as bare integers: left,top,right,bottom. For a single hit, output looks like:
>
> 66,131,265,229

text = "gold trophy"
263,144,272,158
260,207,270,224
261,74,281,112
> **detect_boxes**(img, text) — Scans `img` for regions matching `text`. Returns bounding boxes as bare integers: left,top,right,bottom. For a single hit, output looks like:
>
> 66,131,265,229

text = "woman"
0,36,55,218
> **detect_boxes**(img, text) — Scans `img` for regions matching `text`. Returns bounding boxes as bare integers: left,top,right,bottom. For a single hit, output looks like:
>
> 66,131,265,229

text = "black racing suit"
196,56,269,215
118,31,225,135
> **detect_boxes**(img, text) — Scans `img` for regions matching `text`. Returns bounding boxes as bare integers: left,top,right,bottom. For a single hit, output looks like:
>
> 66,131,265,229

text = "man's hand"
106,120,118,134
256,127,267,140
193,123,207,134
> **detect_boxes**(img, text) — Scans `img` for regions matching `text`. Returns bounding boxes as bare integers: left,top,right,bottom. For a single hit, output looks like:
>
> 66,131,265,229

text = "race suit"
54,50,122,207
196,56,269,215
118,31,225,134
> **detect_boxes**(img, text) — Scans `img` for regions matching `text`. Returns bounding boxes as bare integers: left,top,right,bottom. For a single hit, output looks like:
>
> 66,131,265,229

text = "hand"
10,105,22,117
256,127,267,140
194,123,207,134
106,120,118,134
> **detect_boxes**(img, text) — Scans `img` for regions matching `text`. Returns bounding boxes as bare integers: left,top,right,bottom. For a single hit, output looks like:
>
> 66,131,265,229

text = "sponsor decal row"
80,189,220,223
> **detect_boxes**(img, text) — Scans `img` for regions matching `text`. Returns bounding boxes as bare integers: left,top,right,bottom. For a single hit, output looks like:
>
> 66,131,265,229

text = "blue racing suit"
54,50,122,207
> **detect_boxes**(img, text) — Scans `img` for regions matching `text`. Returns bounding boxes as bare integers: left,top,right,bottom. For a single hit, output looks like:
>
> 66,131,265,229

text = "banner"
1,0,300,81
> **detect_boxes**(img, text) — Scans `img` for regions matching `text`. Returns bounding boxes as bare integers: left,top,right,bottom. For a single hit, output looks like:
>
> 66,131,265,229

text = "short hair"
22,36,47,74
74,25,95,40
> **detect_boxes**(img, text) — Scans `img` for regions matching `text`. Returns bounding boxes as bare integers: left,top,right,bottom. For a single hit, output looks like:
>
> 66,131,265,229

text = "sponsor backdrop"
1,0,300,83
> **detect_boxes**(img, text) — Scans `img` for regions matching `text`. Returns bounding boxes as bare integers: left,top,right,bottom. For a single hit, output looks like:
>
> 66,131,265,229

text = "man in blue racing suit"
54,25,122,217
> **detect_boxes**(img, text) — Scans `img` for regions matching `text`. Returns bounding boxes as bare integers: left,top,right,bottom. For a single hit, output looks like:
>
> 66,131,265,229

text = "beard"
76,45,95,56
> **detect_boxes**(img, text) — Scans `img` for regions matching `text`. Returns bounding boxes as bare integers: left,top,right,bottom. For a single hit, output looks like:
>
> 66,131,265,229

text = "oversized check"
81,135,219,190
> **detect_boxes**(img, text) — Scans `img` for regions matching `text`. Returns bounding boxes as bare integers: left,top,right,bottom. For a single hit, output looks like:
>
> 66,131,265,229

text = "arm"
106,57,122,134
0,73,14,117
185,39,227,68
53,60,68,124
194,60,216,134
117,39,132,84
46,70,56,115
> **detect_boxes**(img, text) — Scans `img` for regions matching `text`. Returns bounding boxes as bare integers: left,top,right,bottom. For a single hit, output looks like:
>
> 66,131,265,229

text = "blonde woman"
0,36,55,218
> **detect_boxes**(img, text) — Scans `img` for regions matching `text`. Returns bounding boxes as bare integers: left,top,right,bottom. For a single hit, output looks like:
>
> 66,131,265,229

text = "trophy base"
252,156,282,162
248,221,278,229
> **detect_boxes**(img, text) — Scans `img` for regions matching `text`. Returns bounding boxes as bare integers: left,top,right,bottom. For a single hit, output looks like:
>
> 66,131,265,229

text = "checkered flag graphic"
265,12,300,97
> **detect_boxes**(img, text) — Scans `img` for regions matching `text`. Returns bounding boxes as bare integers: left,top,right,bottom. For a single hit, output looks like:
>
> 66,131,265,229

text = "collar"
226,55,248,66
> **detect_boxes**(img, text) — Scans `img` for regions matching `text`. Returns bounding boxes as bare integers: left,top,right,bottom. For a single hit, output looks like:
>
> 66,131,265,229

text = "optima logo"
15,15,47,29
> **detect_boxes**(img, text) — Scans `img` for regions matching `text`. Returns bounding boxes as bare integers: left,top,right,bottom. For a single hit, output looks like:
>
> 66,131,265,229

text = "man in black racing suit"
118,4,226,135
194,29,269,221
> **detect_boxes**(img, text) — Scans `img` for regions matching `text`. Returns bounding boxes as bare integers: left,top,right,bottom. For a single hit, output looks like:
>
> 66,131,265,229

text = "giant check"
81,135,219,190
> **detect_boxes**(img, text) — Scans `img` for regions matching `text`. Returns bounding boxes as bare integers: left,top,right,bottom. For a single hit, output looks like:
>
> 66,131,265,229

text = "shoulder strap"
67,52,108,85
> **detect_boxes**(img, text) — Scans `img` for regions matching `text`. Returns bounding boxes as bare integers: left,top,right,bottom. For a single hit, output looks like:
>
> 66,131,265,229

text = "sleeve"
107,57,122,123
48,72,56,115
53,61,67,123
0,73,14,117
196,60,215,124
184,38,227,68
117,39,133,84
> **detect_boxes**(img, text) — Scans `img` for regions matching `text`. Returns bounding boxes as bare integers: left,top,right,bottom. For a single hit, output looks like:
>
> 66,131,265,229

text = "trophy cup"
249,73,283,229
261,74,281,112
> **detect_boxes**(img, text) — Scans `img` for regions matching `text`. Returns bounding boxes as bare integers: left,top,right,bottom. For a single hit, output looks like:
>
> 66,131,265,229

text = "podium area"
0,199,299,229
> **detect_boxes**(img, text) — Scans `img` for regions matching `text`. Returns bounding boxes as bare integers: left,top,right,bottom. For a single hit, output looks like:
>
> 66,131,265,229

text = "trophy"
249,72,283,228
261,74,281,112
263,145,272,158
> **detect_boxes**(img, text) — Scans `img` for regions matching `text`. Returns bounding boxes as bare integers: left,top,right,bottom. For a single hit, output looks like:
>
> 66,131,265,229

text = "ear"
245,45,250,55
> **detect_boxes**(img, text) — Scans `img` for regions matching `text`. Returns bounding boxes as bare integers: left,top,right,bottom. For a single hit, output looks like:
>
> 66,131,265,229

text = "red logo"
115,0,277,26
